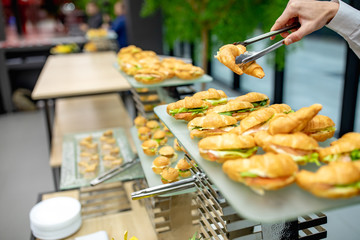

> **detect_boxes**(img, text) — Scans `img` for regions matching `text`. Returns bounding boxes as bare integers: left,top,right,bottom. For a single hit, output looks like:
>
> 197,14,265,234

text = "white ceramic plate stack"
30,197,82,240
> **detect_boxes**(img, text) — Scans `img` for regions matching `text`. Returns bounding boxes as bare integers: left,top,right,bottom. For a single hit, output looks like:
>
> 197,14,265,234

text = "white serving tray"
130,126,196,197
114,63,212,89
154,104,360,222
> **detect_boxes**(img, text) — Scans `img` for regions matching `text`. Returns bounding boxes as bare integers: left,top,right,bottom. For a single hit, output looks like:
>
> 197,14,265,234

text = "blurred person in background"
80,1,103,31
271,0,360,58
111,1,128,49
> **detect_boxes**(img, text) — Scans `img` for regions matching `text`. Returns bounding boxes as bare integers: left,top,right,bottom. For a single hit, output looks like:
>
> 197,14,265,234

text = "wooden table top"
31,52,131,100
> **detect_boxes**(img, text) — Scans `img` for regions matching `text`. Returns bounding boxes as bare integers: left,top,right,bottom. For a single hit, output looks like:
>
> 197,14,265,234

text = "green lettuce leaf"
169,106,208,116
293,152,320,165
323,154,340,162
214,146,258,158
252,99,269,107
218,108,254,116
350,149,360,161
178,169,190,173
240,171,258,178
284,110,294,114
138,76,155,80
336,181,360,189
205,98,228,105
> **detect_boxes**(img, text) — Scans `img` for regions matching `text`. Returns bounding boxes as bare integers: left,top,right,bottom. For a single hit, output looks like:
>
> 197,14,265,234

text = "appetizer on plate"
192,88,228,106
158,146,177,163
137,126,152,141
167,97,212,121
198,133,257,163
175,158,193,178
146,120,161,133
215,44,265,79
134,115,147,128
206,100,254,121
187,113,237,139
152,156,171,174
141,139,159,156
302,115,336,142
152,130,168,146
296,161,360,198
268,104,322,135
222,153,298,195
161,167,180,184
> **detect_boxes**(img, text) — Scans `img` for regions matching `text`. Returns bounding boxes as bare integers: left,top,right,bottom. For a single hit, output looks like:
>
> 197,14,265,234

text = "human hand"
270,0,339,45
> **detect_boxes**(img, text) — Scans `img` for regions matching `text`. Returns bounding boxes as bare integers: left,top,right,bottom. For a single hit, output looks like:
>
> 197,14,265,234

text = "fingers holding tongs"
234,22,300,64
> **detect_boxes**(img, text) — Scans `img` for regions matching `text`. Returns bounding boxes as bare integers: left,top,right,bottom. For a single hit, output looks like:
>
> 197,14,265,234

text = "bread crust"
235,92,269,105
239,107,276,134
153,156,170,167
215,44,265,79
141,139,159,156
268,104,322,135
254,131,273,147
208,100,253,113
134,115,147,127
161,167,179,183
302,115,335,132
268,132,319,150
331,132,360,146
222,153,298,190
188,113,237,129
296,162,360,198
193,88,227,100
308,131,335,142
198,133,255,150
269,104,292,113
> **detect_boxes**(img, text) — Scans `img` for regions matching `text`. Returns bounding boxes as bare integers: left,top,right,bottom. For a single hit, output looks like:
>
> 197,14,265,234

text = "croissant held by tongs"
215,23,300,79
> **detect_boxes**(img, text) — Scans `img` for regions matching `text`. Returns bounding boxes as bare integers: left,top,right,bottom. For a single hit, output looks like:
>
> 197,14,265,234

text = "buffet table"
31,52,132,190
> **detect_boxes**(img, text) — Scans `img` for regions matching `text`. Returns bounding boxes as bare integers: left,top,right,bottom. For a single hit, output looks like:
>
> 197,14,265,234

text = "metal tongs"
131,172,207,200
90,155,140,186
234,22,300,64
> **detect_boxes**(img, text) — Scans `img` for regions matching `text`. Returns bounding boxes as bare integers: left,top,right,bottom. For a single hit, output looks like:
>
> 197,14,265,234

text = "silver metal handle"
237,39,285,64
90,157,139,186
131,182,195,200
234,22,300,46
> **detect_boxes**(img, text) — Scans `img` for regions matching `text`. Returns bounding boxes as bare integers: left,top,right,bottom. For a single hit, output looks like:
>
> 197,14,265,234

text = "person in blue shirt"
111,1,128,49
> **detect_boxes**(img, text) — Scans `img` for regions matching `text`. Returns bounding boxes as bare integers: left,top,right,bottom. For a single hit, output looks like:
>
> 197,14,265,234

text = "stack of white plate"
30,197,82,240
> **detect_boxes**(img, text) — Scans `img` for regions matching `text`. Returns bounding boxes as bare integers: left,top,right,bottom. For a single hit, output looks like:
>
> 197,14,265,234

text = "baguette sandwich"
167,97,212,121
222,153,298,195
188,113,237,139
198,133,257,163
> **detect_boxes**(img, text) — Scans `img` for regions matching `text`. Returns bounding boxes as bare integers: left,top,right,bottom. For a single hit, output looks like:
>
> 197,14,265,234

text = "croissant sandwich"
134,69,166,84
302,115,336,142
167,97,212,121
231,107,276,136
188,113,237,139
234,92,270,109
215,44,265,79
198,133,257,163
222,153,298,195
330,132,360,146
318,133,360,163
206,100,254,121
268,104,293,114
268,104,322,135
296,161,360,198
262,132,320,165
193,88,228,106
